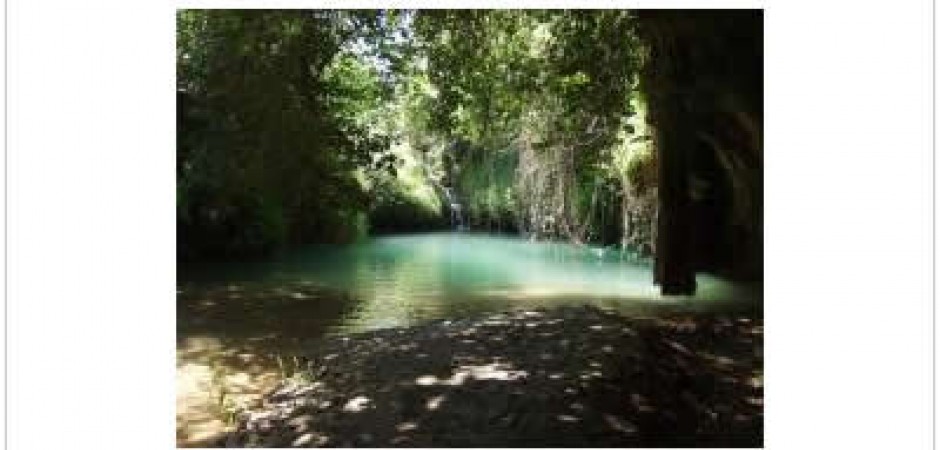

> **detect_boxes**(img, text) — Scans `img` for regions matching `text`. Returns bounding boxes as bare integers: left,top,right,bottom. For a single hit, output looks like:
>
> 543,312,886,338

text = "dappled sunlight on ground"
414,362,528,386
177,278,762,448
218,306,762,447
176,283,355,447
176,336,286,447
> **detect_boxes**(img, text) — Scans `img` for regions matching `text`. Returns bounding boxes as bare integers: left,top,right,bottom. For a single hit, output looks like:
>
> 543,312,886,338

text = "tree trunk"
652,92,696,295
639,11,698,295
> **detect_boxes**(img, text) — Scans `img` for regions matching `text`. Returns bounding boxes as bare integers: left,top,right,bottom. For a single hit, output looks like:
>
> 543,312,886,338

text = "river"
176,232,761,446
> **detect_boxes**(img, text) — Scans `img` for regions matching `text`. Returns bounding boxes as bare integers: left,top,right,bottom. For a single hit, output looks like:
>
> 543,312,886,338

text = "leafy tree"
406,10,649,242
177,10,397,259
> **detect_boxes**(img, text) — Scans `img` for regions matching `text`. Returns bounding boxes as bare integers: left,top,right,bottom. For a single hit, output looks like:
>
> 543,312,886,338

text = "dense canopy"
177,9,763,288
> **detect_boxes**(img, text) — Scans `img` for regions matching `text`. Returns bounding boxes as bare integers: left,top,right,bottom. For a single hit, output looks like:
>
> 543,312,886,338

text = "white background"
3,0,934,448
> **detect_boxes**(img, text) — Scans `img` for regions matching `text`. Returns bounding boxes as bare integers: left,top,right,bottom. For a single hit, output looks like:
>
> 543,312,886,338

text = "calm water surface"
176,232,761,446
180,232,759,334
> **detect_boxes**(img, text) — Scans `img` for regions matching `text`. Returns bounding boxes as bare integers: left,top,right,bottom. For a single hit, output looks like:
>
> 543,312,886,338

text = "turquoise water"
176,232,761,442
179,232,761,335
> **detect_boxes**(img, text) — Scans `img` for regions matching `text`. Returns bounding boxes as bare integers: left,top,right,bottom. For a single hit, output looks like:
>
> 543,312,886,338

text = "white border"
5,1,934,449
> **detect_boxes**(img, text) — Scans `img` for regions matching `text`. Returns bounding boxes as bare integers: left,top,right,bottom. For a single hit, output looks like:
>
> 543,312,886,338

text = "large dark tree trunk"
639,12,699,295
638,10,763,292
652,91,696,294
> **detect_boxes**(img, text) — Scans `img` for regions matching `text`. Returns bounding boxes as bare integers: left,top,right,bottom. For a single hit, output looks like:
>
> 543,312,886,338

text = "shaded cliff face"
637,10,763,282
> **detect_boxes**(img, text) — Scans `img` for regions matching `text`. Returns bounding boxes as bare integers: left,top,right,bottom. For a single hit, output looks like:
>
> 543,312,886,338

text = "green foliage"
455,144,517,230
408,10,650,243
366,142,447,233
177,10,398,259
175,9,762,281
612,93,656,193
623,142,655,192
177,9,663,257
368,182,445,233
414,10,545,145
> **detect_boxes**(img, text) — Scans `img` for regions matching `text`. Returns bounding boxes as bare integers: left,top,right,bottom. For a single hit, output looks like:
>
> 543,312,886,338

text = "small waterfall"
442,187,466,231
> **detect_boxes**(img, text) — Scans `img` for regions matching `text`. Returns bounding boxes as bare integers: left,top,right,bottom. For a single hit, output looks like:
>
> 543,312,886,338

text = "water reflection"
176,232,761,446
181,232,758,332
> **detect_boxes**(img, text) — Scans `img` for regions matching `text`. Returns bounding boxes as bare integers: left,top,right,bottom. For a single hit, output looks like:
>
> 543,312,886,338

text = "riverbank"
212,305,761,447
